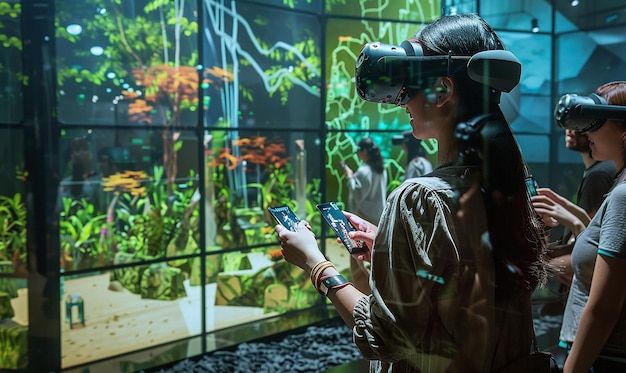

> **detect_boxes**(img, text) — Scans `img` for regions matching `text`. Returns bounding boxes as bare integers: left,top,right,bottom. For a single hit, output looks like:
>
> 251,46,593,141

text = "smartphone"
268,205,300,232
316,202,368,254
525,176,538,197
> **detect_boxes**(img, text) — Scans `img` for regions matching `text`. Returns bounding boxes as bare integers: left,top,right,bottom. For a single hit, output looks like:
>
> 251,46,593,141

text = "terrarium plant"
0,193,27,274
212,136,296,246
102,166,199,263
59,197,107,270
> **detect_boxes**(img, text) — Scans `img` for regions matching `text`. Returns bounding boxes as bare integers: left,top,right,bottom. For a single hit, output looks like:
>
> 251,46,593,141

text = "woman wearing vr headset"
543,81,626,373
275,13,548,372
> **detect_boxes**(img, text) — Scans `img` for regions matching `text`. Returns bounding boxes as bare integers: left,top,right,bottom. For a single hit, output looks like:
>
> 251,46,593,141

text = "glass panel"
556,27,626,95
325,18,425,132
516,134,549,164
516,135,552,193
56,1,199,127
499,32,551,95
503,94,551,134
0,128,28,371
481,0,553,33
207,245,321,331
202,1,322,130
555,1,626,33
442,0,477,15
237,0,321,13
557,133,583,164
58,128,199,272
204,129,323,251
61,266,201,369
0,0,22,124
327,0,441,21
324,131,436,208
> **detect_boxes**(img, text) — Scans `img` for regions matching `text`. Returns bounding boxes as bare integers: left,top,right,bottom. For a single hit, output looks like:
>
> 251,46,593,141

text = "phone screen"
268,205,300,232
525,176,538,197
316,202,368,254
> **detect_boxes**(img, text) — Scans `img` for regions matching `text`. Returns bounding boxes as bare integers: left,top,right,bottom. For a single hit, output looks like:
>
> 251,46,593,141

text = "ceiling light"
531,18,539,33
571,0,579,6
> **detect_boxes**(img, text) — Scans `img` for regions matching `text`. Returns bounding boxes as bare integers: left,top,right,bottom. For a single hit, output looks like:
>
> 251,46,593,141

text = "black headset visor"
354,39,522,106
554,93,626,132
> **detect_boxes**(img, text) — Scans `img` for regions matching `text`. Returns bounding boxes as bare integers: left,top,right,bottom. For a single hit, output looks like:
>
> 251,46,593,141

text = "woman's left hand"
276,220,326,274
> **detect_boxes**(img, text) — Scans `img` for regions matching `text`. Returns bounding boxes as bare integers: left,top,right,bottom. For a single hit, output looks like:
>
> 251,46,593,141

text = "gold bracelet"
311,262,335,288
310,261,335,294
310,261,330,282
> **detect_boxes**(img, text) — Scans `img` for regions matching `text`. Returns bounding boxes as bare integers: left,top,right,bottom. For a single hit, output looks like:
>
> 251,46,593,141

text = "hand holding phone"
526,176,538,197
316,202,368,254
268,205,300,232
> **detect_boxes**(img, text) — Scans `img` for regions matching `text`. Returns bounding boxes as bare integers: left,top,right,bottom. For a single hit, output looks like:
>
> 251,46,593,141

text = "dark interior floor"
144,289,567,373
65,280,567,373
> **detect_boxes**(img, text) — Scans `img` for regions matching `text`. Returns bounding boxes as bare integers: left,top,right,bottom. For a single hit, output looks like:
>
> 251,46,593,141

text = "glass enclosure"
2,0,626,371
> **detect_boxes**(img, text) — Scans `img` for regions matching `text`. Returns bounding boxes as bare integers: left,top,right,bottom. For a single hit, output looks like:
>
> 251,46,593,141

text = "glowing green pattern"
324,3,441,205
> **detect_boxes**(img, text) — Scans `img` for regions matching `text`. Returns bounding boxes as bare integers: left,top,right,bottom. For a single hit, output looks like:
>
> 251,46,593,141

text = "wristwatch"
318,274,350,296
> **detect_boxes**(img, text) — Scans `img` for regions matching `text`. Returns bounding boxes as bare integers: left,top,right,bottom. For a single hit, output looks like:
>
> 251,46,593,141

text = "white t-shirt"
347,164,387,223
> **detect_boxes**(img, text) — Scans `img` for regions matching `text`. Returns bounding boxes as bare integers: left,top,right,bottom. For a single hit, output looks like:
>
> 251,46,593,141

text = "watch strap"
319,274,350,296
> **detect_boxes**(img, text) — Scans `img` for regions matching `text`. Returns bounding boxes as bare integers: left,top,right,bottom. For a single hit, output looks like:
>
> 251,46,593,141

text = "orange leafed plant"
124,64,199,125
208,137,291,171
234,136,290,169
102,170,149,196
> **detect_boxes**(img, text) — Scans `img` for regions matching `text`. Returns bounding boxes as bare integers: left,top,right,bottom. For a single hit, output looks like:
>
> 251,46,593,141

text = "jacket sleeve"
353,180,463,362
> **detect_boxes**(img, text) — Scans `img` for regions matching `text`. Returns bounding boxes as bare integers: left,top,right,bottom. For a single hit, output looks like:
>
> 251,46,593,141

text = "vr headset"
554,93,626,132
355,39,522,105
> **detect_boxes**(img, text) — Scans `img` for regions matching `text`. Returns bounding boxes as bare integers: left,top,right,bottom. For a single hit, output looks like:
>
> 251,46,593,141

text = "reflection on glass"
0,0,23,124
61,269,200,368
324,131,438,211
56,0,199,126
327,0,439,20
203,0,322,131
325,18,419,132
58,129,200,272
556,27,626,95
204,130,322,251
0,128,28,371
206,241,350,332
480,0,553,33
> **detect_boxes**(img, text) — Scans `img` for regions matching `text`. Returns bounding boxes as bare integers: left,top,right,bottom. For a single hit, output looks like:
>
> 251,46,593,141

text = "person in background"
97,146,120,177
276,14,548,372
342,137,387,294
550,81,626,373
58,137,102,210
394,130,433,180
534,128,615,316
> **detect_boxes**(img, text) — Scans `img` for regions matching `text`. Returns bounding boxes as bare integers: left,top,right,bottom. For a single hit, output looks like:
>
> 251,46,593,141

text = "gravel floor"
146,300,564,373
147,319,362,373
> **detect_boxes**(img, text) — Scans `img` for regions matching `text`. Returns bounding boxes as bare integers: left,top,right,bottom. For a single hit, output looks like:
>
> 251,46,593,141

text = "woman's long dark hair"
357,138,385,174
417,13,548,295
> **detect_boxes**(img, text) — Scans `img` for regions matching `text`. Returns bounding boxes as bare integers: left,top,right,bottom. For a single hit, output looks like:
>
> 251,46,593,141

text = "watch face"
320,275,348,296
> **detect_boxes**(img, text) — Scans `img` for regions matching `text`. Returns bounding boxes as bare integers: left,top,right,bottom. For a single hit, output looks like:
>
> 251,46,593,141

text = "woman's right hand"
276,220,326,274
532,194,587,236
343,211,377,262
536,187,591,226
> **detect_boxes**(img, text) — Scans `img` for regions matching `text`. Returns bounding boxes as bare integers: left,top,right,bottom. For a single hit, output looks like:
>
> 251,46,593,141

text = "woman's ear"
434,77,454,106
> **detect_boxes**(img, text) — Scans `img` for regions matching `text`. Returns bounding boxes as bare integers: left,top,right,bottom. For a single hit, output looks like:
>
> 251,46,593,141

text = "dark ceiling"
555,0,626,30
